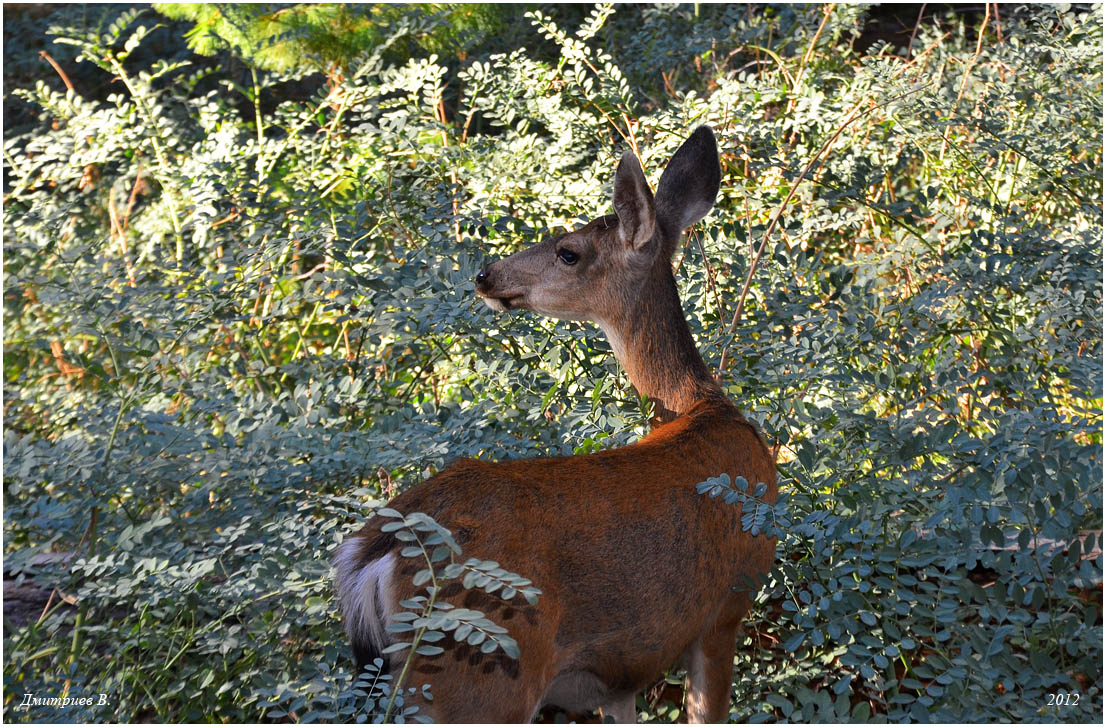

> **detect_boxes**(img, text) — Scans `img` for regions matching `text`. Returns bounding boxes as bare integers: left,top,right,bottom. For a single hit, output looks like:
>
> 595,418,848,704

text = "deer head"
475,126,724,422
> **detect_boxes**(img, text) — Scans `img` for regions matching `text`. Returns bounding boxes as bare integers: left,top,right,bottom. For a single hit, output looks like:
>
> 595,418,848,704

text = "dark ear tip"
618,149,641,169
690,125,718,149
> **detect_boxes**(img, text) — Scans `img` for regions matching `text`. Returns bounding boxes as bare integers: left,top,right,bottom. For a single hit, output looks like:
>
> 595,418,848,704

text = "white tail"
334,126,777,722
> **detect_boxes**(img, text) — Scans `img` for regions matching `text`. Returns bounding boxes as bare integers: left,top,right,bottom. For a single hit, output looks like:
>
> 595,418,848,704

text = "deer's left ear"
612,151,656,250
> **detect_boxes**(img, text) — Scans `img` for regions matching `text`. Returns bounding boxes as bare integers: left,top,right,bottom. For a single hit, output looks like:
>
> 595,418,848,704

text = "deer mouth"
477,291,523,312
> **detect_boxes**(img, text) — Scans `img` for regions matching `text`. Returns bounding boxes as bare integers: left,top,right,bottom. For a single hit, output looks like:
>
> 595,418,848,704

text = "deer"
333,126,777,723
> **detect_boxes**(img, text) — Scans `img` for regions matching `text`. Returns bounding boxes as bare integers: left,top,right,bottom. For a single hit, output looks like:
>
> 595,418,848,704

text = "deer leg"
598,694,637,723
682,624,739,723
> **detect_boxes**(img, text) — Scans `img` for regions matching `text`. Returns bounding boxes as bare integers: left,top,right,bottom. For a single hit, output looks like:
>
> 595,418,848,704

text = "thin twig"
717,83,932,373
108,194,137,287
620,112,643,172
460,78,485,145
385,165,415,254
940,4,990,160
661,69,676,98
563,46,639,167
211,210,241,229
786,4,836,118
38,588,60,623
956,3,990,107
741,44,795,88
894,31,949,78
40,51,74,92
291,262,328,281
438,95,462,244
691,229,724,324
906,4,927,59
121,165,143,229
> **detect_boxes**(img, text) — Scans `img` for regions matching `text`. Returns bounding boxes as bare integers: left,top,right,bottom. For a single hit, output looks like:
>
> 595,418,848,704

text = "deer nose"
475,268,489,285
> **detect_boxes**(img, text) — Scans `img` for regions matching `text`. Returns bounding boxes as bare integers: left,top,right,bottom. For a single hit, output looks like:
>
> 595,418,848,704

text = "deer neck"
599,267,723,425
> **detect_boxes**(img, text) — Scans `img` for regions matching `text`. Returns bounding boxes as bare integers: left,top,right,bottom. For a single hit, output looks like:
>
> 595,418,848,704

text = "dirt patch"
3,579,56,629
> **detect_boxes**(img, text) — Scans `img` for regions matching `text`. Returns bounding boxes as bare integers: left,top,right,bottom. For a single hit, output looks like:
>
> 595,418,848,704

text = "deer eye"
556,249,579,266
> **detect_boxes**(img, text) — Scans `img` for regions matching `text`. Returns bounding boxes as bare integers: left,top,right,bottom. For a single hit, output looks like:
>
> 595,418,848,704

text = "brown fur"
342,399,776,721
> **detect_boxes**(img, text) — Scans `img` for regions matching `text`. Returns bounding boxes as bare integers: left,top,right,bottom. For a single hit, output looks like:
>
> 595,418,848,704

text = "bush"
3,3,1101,723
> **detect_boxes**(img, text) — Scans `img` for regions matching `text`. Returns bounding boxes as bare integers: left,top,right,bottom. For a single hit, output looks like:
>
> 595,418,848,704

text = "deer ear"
654,126,721,251
612,151,656,250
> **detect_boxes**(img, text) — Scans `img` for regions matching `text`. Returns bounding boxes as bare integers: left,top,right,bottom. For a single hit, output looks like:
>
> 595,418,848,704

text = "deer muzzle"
474,264,525,312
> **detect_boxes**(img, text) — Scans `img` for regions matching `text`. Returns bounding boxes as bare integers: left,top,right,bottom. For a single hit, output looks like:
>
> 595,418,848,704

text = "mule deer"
334,126,777,722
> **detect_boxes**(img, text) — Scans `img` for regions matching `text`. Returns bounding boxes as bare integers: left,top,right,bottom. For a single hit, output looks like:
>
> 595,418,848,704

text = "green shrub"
3,3,1101,723
151,3,532,73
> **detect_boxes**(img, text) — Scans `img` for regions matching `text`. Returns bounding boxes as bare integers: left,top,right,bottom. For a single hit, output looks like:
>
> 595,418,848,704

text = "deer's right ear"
612,151,656,250
654,126,721,247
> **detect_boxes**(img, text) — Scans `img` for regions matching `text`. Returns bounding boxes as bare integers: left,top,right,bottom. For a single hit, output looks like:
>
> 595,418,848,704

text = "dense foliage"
3,3,1102,723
